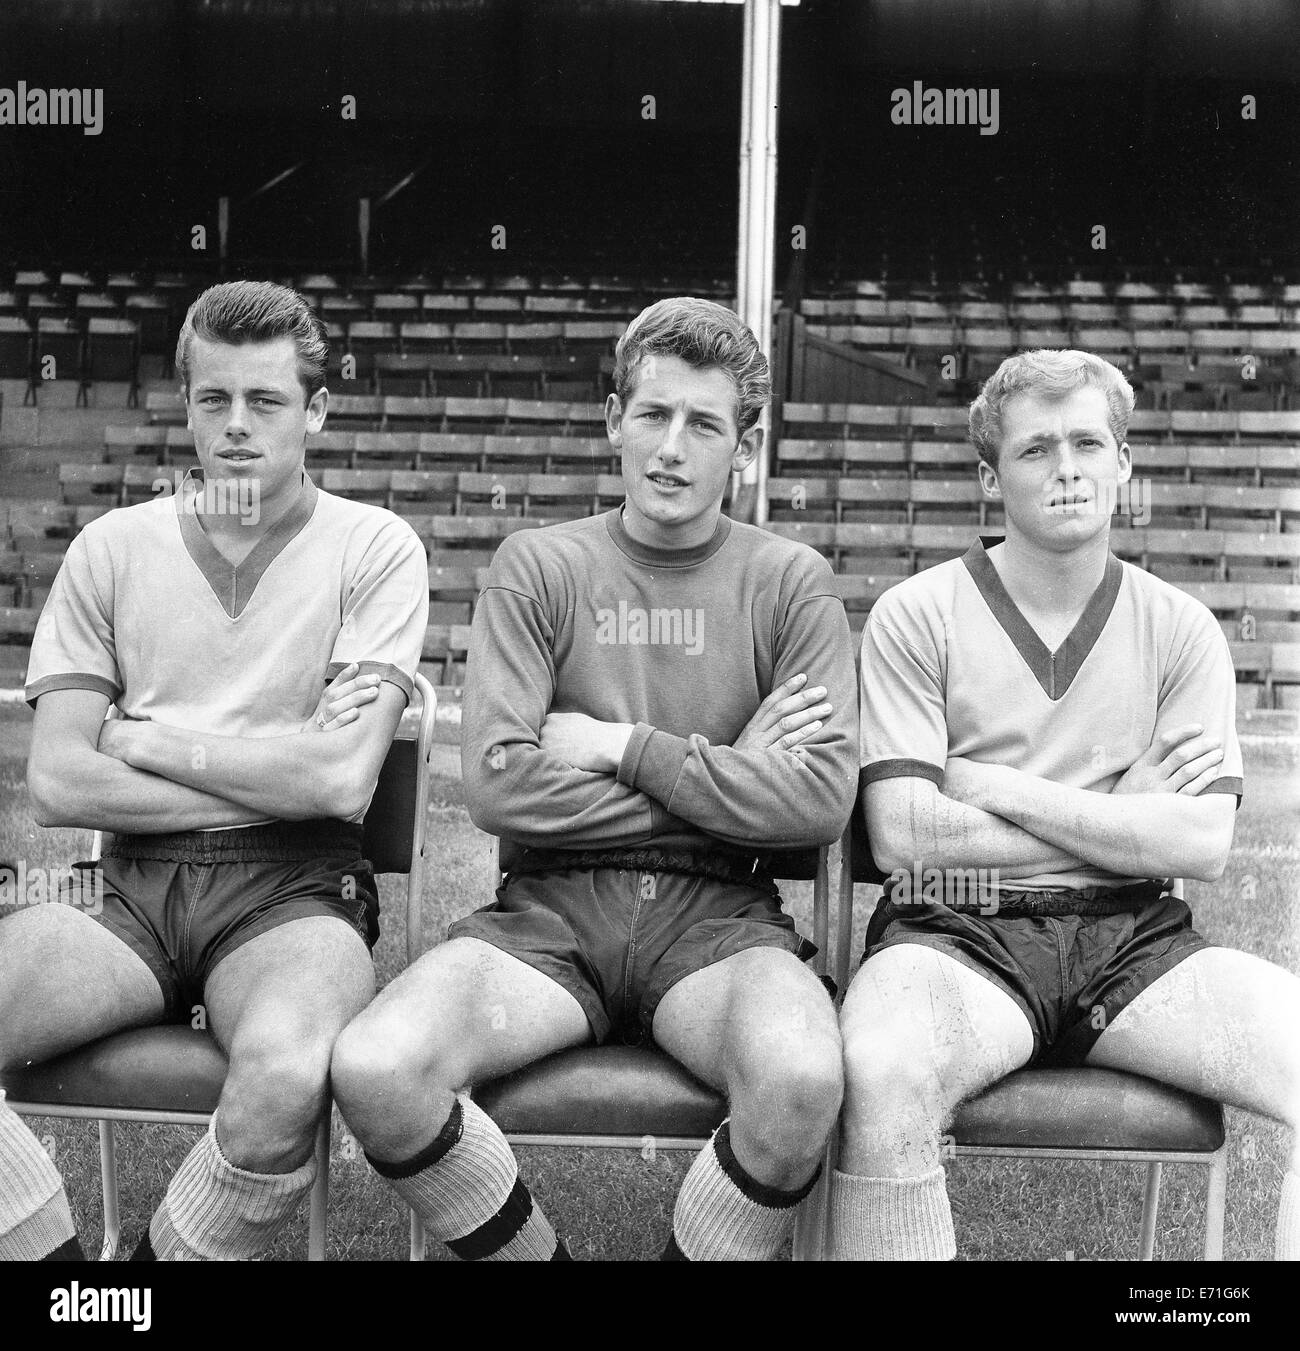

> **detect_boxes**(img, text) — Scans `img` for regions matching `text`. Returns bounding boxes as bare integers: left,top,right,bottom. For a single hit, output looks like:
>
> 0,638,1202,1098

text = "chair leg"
793,1138,838,1262
98,1120,121,1262
792,1152,832,1262
1139,1161,1162,1260
409,1211,426,1262
307,1112,331,1261
1204,1146,1228,1261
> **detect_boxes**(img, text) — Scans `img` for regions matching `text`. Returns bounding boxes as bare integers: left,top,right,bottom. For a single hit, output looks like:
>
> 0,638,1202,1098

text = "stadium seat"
832,798,1228,1260
34,318,86,404
412,841,836,1261
0,316,34,387
0,675,438,1261
84,319,141,406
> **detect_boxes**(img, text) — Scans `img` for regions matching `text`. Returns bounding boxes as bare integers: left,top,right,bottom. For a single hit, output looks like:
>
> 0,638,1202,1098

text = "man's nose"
1055,441,1083,479
223,399,250,438
655,414,687,462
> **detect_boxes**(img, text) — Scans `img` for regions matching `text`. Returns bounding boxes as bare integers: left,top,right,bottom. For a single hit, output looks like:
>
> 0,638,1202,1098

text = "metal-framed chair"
408,840,836,1261
1,673,437,1261
827,795,1228,1260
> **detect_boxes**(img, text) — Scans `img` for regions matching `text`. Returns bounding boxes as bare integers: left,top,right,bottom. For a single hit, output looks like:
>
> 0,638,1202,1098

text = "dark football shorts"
860,880,1212,1066
447,863,815,1045
70,820,379,1020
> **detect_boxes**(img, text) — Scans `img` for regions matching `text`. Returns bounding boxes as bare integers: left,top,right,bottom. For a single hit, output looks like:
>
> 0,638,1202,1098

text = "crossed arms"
460,564,858,852
27,666,404,834
867,724,1236,884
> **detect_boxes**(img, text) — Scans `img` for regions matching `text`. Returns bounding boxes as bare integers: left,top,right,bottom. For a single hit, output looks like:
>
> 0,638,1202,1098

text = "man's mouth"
217,449,258,462
1046,495,1092,511
647,472,688,489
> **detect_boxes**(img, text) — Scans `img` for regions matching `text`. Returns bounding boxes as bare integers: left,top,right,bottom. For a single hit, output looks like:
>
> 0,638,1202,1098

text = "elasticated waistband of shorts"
100,819,365,864
506,845,781,899
883,877,1169,918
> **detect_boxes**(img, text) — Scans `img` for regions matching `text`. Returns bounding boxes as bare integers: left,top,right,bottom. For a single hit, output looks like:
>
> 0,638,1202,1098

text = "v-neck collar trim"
176,469,317,619
962,536,1124,701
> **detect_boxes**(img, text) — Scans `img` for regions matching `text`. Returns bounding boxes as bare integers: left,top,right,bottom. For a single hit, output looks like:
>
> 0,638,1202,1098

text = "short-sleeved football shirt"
26,469,429,822
860,537,1243,891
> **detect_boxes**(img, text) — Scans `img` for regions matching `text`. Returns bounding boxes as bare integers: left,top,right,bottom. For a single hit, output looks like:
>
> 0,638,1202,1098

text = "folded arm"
944,758,1235,882
461,583,683,848
27,688,268,833
865,774,1085,876
96,677,408,822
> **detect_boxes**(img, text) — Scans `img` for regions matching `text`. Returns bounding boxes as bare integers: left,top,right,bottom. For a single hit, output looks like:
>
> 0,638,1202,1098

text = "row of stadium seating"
53,462,1300,546
13,265,1296,304
3,495,1296,667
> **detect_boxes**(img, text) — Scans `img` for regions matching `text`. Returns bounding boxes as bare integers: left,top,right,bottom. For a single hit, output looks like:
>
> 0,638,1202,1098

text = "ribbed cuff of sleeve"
617,721,693,809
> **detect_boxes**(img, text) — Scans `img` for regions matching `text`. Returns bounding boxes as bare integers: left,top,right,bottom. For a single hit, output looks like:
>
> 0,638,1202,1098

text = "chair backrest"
362,738,422,874
365,673,437,963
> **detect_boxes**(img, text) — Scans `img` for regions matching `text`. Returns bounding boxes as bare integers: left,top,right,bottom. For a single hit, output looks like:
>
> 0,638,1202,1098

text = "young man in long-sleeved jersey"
332,297,858,1260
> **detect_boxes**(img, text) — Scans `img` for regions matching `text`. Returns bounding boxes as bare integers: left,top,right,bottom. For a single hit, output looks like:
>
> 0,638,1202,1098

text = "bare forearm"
107,721,344,820
872,786,1082,874
966,766,1230,880
29,749,266,833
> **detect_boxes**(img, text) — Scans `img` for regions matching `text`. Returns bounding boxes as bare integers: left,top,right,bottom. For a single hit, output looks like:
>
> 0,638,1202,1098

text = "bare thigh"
348,936,591,1088
1088,946,1300,1130
0,905,164,1070
653,945,840,1096
203,914,375,1056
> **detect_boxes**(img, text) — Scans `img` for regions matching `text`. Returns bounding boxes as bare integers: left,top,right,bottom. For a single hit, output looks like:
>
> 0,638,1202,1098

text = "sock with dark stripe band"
367,1093,563,1261
670,1119,820,1261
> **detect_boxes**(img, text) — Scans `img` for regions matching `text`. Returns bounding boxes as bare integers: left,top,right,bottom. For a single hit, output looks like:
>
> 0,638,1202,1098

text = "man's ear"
733,422,762,473
605,392,624,446
307,386,328,435
1116,439,1132,485
977,457,1001,498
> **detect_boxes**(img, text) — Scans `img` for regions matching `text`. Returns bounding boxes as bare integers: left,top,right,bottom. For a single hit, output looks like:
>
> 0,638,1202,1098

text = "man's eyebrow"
635,396,729,422
193,382,293,397
1007,423,1109,450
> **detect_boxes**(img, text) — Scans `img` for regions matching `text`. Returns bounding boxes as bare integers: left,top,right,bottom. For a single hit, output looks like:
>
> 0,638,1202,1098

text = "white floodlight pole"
733,0,781,525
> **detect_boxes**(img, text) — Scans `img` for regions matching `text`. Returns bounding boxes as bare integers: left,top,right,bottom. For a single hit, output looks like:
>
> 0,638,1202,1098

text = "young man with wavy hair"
0,281,428,1262
833,349,1300,1261
332,297,858,1261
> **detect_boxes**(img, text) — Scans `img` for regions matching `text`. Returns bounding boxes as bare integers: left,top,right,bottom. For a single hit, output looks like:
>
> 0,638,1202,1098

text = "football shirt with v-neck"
859,536,1242,891
25,470,429,802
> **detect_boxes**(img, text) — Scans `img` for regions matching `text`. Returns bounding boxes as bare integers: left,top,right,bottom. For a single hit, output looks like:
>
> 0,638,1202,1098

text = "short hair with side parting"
175,280,329,406
613,297,771,435
969,349,1136,468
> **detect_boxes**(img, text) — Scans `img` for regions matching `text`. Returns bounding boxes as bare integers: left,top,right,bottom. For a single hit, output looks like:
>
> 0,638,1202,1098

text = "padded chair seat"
1,1026,228,1115
475,1045,725,1139
952,1068,1224,1153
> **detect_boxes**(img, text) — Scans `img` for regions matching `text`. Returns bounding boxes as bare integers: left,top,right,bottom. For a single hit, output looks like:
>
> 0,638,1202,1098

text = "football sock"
41,1236,86,1261
829,1165,956,1260
367,1093,561,1261
1276,1168,1300,1261
0,1093,80,1261
148,1114,316,1261
670,1119,820,1261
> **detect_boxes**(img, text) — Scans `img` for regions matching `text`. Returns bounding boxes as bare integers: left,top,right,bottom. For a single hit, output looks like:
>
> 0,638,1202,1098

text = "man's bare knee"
729,1038,843,1177
332,1004,462,1121
218,1036,332,1172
